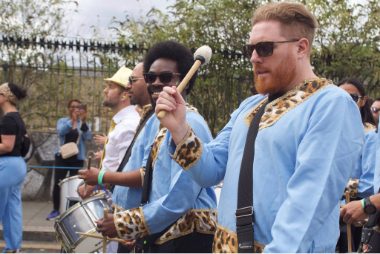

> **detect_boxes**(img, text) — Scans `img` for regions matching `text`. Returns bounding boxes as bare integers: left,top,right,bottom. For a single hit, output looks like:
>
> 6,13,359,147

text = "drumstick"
76,232,126,244
84,156,92,196
345,191,353,252
103,208,108,253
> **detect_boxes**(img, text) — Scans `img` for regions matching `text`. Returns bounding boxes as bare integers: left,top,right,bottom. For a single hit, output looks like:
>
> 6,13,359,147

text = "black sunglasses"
128,76,144,84
350,94,362,102
244,39,299,58
371,107,380,113
143,72,181,84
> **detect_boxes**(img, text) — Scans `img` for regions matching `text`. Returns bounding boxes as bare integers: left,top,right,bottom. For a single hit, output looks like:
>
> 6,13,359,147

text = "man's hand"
94,134,107,146
96,213,117,238
340,200,368,225
77,184,95,199
78,167,100,185
155,86,188,144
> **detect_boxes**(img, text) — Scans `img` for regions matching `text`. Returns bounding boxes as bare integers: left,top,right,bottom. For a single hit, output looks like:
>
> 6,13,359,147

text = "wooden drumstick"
76,231,126,244
103,208,108,253
84,156,92,196
345,191,353,253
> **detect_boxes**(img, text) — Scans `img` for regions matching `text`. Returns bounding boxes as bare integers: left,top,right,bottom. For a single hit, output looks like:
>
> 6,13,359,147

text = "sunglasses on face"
143,72,181,84
371,107,380,113
244,39,299,58
128,76,144,84
350,94,362,103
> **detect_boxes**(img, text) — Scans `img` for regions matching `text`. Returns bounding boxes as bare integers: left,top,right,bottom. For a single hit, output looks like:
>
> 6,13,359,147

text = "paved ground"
0,201,61,253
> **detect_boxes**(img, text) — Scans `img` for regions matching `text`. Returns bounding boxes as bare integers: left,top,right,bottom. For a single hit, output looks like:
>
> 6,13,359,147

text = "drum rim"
58,175,81,187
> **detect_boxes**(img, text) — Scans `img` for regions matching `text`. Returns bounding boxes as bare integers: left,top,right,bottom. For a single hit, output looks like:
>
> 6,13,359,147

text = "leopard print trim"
346,178,359,199
213,224,264,253
245,78,331,129
172,127,202,170
154,209,217,245
151,128,168,165
364,122,376,133
114,207,150,240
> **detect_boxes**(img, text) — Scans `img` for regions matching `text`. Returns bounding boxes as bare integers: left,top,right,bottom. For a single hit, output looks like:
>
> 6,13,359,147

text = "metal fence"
0,35,252,135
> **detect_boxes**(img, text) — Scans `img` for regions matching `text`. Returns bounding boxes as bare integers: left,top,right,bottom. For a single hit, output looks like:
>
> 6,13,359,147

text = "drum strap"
236,101,267,253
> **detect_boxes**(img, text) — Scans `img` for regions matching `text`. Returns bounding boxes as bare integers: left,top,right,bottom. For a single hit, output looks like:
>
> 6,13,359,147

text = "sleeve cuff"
171,128,202,170
114,207,150,240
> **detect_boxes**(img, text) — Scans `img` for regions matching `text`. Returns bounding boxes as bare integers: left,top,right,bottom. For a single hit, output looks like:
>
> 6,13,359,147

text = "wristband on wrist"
361,198,365,209
98,170,106,185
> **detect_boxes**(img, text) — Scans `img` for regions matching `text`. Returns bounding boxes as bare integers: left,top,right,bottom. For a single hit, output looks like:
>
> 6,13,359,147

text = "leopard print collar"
245,78,331,130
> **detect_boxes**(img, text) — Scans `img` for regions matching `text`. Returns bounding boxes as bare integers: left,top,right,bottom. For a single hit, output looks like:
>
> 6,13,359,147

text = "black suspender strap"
236,102,267,253
116,109,154,173
140,145,154,205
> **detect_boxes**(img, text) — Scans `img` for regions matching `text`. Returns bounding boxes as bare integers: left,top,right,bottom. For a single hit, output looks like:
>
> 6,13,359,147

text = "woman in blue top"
0,82,28,252
46,99,92,220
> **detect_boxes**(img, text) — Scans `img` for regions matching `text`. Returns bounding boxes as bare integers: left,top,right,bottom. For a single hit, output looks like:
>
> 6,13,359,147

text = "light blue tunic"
351,130,376,197
175,84,364,252
142,112,217,234
56,117,92,160
112,114,159,209
374,123,380,193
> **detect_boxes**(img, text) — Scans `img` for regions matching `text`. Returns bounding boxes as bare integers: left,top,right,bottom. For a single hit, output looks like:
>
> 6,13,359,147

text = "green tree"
112,0,380,132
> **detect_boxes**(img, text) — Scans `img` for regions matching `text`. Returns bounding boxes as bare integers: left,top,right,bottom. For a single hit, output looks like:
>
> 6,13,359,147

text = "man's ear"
297,38,310,57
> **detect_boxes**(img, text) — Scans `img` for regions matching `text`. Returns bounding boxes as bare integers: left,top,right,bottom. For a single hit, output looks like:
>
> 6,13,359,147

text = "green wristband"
98,170,105,185
361,198,365,209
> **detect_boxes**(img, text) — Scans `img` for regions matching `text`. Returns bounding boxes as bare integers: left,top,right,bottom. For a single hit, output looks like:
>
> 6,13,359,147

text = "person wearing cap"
94,66,140,174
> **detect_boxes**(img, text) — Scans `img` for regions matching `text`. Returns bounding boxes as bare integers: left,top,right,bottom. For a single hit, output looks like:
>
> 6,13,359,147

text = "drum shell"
58,175,82,213
55,193,111,253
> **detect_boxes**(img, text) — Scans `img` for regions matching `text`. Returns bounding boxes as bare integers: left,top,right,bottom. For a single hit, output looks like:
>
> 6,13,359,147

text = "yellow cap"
104,66,133,88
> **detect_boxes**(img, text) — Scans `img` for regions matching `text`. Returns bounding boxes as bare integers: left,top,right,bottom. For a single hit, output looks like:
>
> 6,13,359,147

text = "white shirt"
101,105,140,172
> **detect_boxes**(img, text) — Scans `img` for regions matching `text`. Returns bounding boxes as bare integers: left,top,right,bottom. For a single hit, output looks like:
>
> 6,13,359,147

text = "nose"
250,50,262,65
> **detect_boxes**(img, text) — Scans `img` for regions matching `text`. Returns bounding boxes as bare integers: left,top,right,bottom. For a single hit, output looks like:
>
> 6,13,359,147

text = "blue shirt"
56,117,92,160
142,111,217,233
351,129,376,197
112,114,159,209
171,81,364,252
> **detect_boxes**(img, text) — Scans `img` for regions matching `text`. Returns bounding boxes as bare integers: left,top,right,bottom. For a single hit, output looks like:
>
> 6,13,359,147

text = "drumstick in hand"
345,191,353,252
103,208,108,253
84,156,92,196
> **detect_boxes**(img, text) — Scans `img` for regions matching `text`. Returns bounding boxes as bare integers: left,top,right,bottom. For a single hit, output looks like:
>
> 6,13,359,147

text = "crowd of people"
1,1,380,253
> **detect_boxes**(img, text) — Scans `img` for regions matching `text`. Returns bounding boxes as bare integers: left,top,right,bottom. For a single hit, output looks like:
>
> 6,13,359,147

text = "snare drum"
55,192,111,253
58,175,82,213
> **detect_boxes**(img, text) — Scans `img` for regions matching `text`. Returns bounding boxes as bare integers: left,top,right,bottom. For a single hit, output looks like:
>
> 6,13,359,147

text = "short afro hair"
143,41,196,95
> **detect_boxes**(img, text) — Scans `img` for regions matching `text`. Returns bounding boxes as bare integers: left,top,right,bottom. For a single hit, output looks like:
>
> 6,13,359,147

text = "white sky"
64,0,173,40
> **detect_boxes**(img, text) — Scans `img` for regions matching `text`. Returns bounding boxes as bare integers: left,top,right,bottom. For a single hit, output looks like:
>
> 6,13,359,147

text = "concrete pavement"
0,201,61,252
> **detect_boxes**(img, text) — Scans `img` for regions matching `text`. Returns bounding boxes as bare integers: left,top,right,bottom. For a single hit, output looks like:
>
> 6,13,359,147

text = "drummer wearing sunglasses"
155,2,364,253
95,41,216,253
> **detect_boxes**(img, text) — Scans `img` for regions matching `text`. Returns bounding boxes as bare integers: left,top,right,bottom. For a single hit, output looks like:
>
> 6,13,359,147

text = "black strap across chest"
115,109,154,173
236,101,267,253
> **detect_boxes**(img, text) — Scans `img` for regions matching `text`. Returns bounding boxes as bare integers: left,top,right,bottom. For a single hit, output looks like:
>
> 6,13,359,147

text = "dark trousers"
337,223,362,252
148,232,213,253
52,154,83,211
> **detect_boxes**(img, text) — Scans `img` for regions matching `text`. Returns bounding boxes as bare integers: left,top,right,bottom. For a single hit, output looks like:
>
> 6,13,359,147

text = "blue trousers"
0,156,27,251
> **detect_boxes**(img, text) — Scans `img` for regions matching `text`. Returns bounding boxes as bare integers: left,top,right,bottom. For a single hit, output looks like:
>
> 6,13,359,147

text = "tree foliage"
112,0,379,132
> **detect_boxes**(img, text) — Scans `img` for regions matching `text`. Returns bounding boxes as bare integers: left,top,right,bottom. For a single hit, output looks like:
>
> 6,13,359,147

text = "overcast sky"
64,0,173,40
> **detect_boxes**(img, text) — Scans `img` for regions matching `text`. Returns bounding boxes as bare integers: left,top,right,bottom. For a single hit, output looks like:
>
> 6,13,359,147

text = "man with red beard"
155,2,364,252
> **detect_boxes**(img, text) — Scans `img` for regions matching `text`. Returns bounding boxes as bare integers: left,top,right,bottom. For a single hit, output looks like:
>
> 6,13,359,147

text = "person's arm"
78,167,143,188
56,117,73,136
341,193,380,225
264,93,364,252
357,131,376,197
0,135,16,154
113,114,213,239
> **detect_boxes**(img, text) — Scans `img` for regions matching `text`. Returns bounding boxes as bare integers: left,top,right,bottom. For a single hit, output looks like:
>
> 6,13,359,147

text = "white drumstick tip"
194,45,212,65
